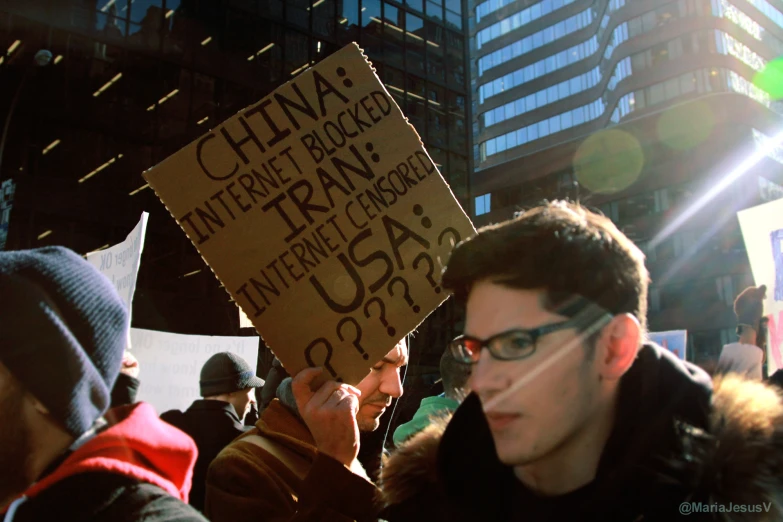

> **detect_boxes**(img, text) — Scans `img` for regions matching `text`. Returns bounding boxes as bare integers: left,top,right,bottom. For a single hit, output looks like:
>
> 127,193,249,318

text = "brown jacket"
205,399,380,522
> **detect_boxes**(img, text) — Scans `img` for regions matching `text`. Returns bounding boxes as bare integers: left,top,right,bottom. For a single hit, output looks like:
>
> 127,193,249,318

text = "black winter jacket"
161,400,250,512
380,343,783,521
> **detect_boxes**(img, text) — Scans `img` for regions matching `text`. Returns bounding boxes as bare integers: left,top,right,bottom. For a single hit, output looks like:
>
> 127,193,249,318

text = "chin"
494,438,535,467
357,417,380,433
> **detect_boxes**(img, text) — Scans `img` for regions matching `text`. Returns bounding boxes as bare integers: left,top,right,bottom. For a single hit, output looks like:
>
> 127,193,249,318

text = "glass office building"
0,1,472,420
469,0,783,362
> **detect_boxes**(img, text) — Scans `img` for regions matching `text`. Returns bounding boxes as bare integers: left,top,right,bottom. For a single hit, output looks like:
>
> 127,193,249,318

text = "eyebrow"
379,354,408,367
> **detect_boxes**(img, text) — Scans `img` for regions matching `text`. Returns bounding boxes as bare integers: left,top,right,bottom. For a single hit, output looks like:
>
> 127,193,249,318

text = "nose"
380,366,404,399
469,347,506,397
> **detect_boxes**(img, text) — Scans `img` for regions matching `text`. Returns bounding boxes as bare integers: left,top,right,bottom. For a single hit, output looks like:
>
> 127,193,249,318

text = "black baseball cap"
199,352,265,397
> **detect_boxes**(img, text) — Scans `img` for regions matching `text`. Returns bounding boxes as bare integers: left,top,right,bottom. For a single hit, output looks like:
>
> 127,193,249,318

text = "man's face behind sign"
355,339,408,432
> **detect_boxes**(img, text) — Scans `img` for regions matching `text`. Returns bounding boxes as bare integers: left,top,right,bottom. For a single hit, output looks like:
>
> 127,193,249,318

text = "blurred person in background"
161,352,264,512
0,246,205,522
392,350,471,447
716,285,767,380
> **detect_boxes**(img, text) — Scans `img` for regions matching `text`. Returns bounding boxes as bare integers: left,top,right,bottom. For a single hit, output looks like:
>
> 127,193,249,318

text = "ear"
597,314,641,381
25,392,51,415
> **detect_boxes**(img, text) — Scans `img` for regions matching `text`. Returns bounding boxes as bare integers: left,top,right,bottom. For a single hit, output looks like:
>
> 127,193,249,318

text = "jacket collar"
257,399,316,449
189,399,240,418
382,350,783,521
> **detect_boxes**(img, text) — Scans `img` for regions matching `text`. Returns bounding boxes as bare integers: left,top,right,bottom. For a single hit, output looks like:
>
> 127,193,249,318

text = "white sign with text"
130,327,260,414
87,212,149,340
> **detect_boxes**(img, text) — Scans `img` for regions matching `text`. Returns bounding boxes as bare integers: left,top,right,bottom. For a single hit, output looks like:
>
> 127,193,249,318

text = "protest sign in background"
648,330,687,360
144,43,475,384
86,212,149,344
239,307,254,329
130,327,260,414
738,198,783,375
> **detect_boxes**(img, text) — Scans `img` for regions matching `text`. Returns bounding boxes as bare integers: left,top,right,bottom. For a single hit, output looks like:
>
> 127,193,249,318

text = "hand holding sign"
120,350,140,378
292,367,361,467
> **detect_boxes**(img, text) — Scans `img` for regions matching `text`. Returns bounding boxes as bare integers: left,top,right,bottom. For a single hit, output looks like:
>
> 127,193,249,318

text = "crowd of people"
2,200,782,522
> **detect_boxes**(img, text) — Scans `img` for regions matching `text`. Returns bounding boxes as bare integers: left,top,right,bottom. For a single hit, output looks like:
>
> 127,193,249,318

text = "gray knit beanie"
0,246,128,437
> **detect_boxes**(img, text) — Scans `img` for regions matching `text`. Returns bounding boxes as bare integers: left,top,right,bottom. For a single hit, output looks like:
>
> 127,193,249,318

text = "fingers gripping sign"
121,350,140,378
292,367,362,467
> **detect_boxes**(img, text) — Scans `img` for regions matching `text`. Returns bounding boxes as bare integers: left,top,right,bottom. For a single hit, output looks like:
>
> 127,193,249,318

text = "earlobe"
27,393,51,415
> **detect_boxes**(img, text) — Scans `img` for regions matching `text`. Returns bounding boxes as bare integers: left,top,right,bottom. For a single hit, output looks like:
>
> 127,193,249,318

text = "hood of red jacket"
22,402,197,503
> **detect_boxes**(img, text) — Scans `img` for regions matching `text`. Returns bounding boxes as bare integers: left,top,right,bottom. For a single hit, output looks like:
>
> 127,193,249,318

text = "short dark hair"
442,200,649,332
439,350,471,401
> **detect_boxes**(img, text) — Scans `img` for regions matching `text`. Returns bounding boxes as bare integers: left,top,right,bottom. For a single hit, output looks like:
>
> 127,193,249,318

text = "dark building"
0,0,472,447
468,0,783,363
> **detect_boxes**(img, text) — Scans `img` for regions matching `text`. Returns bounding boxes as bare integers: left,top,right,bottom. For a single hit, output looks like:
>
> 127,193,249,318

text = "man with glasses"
379,201,783,521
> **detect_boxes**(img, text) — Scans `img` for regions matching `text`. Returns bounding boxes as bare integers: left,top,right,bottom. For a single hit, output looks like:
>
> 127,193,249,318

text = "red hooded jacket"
2,402,206,522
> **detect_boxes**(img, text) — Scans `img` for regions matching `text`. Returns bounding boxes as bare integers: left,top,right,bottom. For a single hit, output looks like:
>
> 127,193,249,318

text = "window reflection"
284,30,309,75
407,0,424,12
314,0,336,37
408,74,426,97
339,0,360,42
287,0,310,28
128,0,164,49
406,12,426,76
427,1,443,21
384,2,405,69
446,31,464,87
449,153,468,200
426,21,444,81
384,66,406,110
363,0,382,25
363,0,383,59
406,94,427,137
428,84,446,147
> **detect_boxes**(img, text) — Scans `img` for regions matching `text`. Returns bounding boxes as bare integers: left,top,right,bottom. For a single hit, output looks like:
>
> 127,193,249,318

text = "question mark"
364,297,396,336
438,227,461,248
387,276,420,313
304,338,342,382
337,317,368,360
413,252,441,294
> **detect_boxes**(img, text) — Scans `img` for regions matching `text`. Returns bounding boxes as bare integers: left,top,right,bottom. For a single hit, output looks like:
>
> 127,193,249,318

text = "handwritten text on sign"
144,44,475,384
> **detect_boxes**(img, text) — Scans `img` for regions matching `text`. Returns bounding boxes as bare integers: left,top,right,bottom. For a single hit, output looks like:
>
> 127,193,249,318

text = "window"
664,76,680,99
475,193,492,216
648,82,665,105
427,0,443,20
406,13,426,76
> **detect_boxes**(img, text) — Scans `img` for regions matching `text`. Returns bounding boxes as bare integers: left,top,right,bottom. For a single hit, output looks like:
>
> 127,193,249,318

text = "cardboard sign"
738,199,783,375
86,212,149,344
648,330,687,360
143,43,475,384
129,327,260,414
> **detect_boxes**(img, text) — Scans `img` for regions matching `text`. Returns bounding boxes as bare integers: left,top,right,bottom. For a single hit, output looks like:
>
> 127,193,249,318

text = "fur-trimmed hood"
380,344,783,521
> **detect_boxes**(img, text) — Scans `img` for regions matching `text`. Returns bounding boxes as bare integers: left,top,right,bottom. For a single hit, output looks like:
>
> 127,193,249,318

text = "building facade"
468,0,783,362
0,0,472,441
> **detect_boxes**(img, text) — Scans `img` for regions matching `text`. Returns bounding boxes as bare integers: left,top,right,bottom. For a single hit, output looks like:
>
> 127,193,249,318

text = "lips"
364,403,388,414
485,412,521,430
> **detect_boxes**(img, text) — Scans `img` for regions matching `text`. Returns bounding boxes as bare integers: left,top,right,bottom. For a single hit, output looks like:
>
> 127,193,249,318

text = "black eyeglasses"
449,314,613,364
